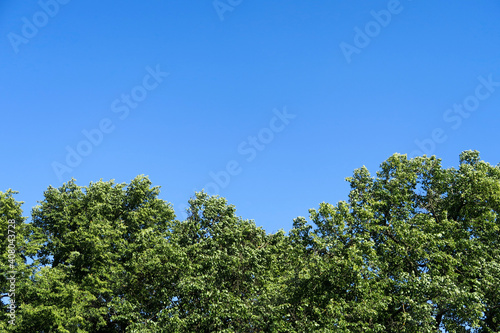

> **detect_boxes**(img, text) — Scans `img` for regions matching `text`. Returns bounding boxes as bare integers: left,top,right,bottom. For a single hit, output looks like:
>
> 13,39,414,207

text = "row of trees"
1,150,499,332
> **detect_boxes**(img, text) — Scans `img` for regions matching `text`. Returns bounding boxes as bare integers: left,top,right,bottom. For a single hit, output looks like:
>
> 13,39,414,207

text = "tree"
0,190,31,331
2,150,498,332
15,176,176,332
156,192,286,332
286,150,499,332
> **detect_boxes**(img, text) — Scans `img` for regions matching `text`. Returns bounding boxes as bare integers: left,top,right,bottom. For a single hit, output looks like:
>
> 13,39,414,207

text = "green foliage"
1,151,499,332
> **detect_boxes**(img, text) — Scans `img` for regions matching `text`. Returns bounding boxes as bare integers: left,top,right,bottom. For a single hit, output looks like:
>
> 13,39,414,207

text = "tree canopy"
1,150,499,332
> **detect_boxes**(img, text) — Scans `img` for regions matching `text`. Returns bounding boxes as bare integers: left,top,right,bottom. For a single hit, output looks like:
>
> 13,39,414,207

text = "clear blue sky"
1,0,500,233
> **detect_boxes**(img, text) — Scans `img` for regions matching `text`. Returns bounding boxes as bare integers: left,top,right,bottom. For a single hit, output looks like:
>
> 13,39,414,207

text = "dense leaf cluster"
1,150,499,332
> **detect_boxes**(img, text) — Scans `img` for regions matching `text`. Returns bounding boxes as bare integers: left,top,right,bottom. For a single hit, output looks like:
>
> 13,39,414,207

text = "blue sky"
1,0,500,233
